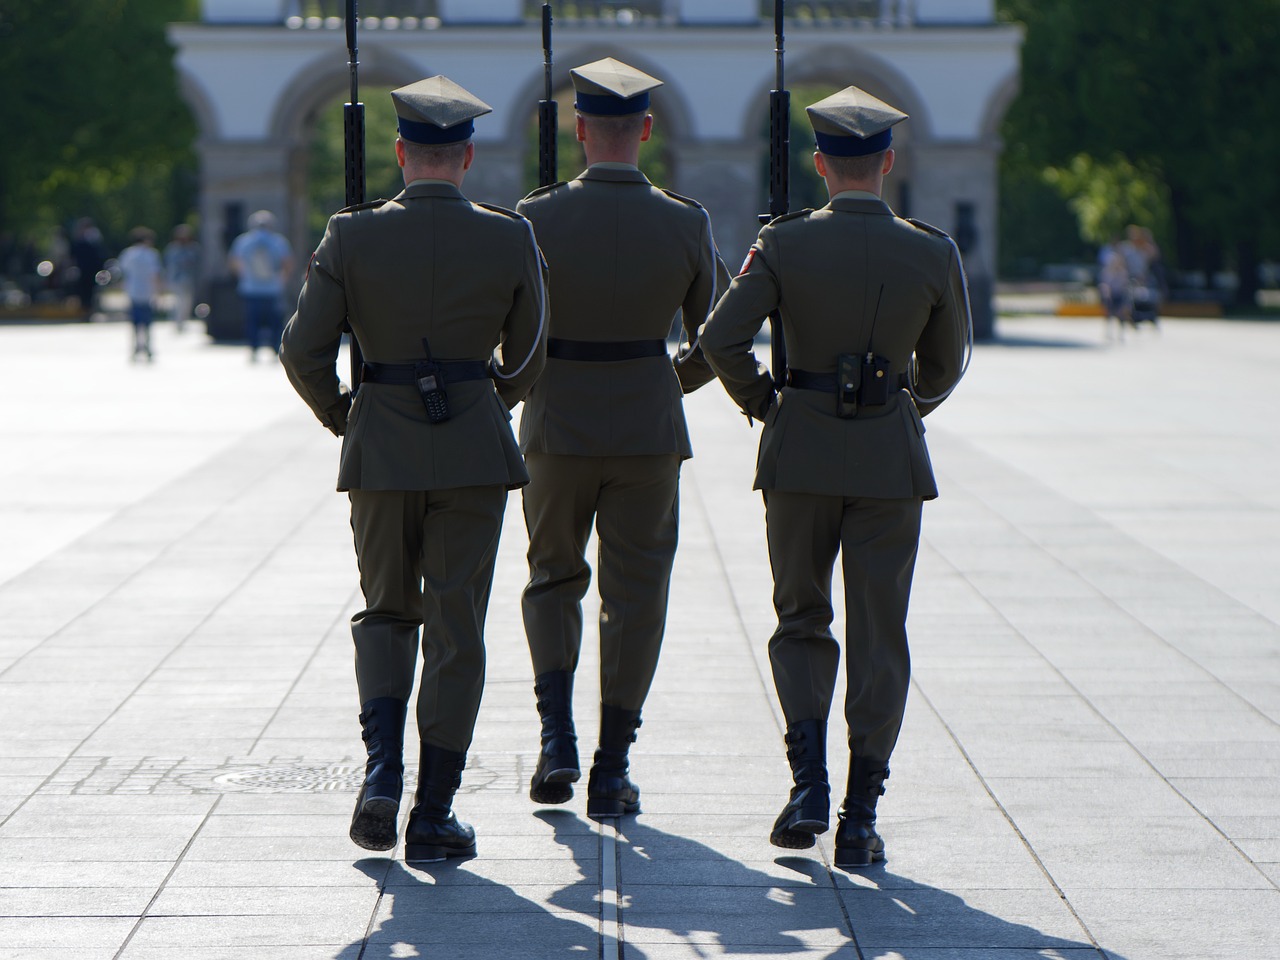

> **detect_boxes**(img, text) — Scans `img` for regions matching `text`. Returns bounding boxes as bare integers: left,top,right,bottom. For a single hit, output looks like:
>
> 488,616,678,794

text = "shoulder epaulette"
658,188,706,211
767,208,814,226
905,217,954,241
337,198,389,215
476,201,531,223
521,181,569,202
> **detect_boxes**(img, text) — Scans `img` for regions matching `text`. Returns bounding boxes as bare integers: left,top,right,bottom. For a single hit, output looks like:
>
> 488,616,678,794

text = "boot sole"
586,796,641,821
834,847,886,869
404,840,476,863
770,828,817,849
529,766,581,805
769,816,828,849
349,797,399,851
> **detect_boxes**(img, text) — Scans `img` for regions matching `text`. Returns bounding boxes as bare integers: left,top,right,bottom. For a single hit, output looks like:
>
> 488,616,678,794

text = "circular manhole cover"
207,756,524,793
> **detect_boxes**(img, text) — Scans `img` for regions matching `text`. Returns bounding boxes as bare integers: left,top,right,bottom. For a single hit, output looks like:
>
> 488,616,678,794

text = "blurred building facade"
171,0,1021,335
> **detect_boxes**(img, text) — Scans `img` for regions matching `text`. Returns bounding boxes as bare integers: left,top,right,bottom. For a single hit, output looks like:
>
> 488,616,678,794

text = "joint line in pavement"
600,819,622,960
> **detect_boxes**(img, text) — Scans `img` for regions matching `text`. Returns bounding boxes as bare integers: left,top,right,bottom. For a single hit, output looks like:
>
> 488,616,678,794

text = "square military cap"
391,76,492,145
806,86,907,157
571,57,662,116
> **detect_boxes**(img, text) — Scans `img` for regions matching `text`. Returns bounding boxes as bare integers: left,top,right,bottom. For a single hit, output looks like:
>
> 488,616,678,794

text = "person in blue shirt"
228,210,294,361
164,224,201,333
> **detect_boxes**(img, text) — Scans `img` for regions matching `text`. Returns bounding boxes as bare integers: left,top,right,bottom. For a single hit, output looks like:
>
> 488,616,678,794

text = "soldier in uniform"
280,77,547,863
515,57,722,821
699,87,970,868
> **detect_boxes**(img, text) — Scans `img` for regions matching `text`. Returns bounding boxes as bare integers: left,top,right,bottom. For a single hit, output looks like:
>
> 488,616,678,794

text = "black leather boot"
529,671,580,804
586,704,642,822
834,756,890,869
404,743,476,863
349,697,407,851
769,719,829,849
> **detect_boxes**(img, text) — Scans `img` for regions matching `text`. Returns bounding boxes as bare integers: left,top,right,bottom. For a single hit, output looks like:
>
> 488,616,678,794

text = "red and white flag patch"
737,248,757,277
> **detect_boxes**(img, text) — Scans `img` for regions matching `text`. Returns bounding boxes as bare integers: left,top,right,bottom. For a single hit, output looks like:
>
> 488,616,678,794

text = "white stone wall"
172,16,1020,321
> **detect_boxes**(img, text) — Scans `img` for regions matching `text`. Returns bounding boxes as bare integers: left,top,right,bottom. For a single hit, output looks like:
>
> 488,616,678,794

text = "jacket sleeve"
280,217,352,436
698,229,780,421
491,219,549,409
673,208,724,394
912,241,970,417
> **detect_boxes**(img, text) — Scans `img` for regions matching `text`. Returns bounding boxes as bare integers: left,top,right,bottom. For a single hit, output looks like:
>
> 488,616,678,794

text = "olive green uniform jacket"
281,181,547,492
700,196,968,498
515,164,719,459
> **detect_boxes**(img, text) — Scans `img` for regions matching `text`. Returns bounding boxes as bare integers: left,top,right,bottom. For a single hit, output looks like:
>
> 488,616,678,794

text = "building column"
196,139,296,278
194,138,297,340
908,141,1000,340
668,139,767,272
464,142,528,209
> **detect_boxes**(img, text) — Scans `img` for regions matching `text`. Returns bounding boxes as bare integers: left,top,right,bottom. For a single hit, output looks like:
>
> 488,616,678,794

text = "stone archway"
172,12,1021,335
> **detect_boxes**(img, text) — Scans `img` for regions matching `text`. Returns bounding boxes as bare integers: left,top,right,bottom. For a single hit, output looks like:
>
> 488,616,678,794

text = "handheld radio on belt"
343,0,366,389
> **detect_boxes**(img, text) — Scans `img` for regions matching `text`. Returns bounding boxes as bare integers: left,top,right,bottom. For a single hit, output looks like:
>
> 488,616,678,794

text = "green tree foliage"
0,1,199,256
751,83,841,218
307,88,407,247
786,85,841,213
999,0,1280,301
1043,154,1171,249
518,88,671,194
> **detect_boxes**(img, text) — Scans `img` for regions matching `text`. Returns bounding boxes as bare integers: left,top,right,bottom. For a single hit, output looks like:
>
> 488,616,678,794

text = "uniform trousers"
348,486,507,753
764,490,922,761
521,453,681,710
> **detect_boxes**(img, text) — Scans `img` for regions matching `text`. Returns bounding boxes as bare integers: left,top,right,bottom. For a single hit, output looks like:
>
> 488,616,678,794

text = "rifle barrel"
538,3,557,187
542,3,552,67
764,0,789,389
343,0,366,385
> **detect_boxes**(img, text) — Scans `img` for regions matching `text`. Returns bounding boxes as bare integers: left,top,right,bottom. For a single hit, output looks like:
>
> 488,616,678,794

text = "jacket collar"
577,164,651,185
827,196,894,216
397,180,466,201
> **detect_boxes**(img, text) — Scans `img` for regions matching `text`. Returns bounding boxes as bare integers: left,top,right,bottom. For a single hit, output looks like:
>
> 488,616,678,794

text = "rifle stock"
344,0,365,386
537,3,558,187
762,0,789,390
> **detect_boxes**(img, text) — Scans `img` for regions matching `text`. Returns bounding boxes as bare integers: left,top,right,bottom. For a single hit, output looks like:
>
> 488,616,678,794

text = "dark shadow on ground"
332,838,598,960
611,817,1123,960
328,813,1128,960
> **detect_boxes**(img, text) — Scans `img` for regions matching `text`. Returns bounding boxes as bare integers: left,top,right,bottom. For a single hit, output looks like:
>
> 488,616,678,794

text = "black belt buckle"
837,354,860,419
859,354,892,406
414,360,450,423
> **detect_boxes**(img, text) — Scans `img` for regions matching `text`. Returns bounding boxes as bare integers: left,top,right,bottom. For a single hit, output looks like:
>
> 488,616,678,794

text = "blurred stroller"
1100,226,1165,340
1121,225,1164,331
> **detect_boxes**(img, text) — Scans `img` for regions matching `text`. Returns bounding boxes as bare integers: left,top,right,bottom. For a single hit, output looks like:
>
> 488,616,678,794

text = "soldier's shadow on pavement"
801,861,1134,960
600,817,1126,960
332,849,598,960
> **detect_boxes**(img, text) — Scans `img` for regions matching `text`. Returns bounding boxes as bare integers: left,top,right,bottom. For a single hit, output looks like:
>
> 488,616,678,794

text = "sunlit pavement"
1,312,1278,959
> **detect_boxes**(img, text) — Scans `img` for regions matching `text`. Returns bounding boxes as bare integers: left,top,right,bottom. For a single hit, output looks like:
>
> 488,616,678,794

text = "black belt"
360,359,490,385
787,368,909,393
546,338,668,362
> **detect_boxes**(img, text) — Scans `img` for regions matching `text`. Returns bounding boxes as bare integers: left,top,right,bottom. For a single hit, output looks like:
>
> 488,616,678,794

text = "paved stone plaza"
1,313,1278,959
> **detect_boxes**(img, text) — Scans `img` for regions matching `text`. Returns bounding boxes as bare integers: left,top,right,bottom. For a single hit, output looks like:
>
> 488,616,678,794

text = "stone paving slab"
2,316,1279,959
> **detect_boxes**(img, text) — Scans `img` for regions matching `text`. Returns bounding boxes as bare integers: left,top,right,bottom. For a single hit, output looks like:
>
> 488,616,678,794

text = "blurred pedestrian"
117,227,164,362
1122,224,1165,327
229,210,293,361
1098,243,1133,338
68,217,106,320
164,224,201,333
